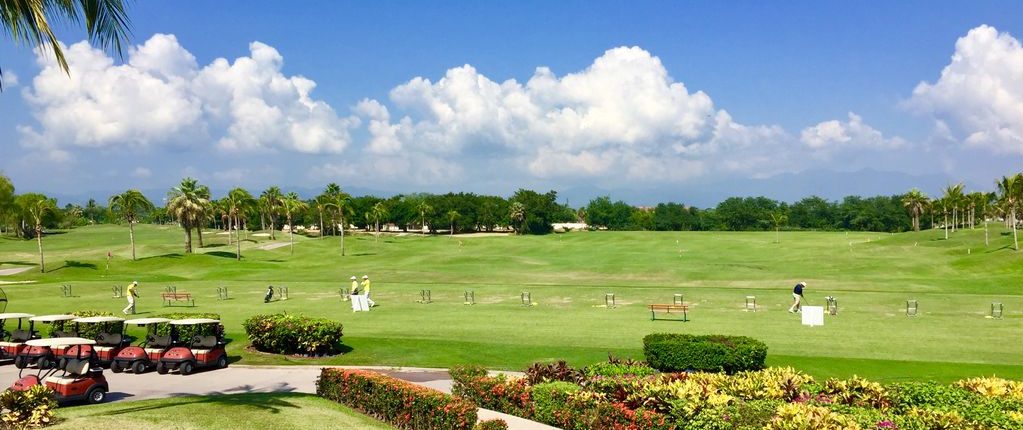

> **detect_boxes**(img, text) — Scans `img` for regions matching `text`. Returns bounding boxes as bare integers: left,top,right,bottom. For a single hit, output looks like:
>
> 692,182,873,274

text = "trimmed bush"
50,310,119,339
643,333,767,373
0,385,56,429
583,361,657,379
317,368,477,430
473,419,508,430
155,312,222,341
243,313,343,356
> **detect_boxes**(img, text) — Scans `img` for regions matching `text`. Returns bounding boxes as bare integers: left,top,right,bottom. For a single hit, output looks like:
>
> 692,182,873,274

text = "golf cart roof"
29,314,77,322
72,316,125,324
25,337,96,347
0,313,34,320
170,318,220,325
124,317,171,325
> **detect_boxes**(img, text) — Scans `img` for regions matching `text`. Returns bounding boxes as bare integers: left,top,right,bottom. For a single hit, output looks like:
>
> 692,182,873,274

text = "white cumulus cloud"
907,25,1023,154
800,113,902,150
1,71,18,87
19,34,357,156
359,46,791,182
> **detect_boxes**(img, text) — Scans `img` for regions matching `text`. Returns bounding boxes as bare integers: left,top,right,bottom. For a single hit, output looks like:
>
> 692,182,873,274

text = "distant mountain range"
40,169,978,209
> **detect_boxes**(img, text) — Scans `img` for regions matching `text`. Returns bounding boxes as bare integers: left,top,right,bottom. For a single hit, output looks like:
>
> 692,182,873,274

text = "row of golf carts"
0,313,229,404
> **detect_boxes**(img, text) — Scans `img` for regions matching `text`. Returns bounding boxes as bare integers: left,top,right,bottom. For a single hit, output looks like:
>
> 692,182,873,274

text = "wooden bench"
161,292,195,307
648,304,689,321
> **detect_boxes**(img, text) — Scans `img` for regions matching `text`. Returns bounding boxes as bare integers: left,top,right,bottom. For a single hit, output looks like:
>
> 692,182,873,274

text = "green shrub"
643,333,767,373
0,385,56,429
531,381,581,424
472,419,508,430
52,310,120,340
317,369,476,430
888,382,973,411
243,313,343,355
154,312,222,341
583,361,657,379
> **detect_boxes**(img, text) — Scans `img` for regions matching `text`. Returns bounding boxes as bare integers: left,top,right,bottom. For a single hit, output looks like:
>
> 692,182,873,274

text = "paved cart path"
0,267,32,276
0,365,558,430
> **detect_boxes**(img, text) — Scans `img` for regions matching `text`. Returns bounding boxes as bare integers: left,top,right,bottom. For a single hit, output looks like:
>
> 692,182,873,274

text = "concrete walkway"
0,365,558,430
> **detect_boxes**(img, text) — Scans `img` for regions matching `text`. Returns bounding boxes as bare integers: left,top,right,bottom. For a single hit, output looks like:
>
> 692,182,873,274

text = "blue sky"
2,1,1023,206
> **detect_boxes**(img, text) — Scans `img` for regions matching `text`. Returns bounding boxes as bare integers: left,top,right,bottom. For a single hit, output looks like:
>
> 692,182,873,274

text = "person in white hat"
123,281,139,315
361,275,375,307
788,281,806,313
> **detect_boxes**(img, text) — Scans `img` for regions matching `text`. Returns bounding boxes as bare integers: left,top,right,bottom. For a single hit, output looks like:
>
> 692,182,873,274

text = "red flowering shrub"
451,365,534,418
317,368,477,430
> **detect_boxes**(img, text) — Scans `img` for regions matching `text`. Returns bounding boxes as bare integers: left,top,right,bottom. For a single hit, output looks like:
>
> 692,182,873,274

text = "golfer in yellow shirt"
362,275,375,307
123,281,139,315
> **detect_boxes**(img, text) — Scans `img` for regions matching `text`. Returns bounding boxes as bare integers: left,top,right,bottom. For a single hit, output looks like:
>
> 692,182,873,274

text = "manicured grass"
48,393,395,430
1,224,1021,382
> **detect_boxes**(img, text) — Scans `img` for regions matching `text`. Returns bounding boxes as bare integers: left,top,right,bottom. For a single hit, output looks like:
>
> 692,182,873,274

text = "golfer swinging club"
123,281,139,315
789,281,806,313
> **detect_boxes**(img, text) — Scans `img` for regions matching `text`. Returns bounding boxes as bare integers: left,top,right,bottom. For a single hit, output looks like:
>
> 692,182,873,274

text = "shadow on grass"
94,392,304,417
138,253,184,261
0,261,35,266
206,251,239,259
49,261,97,272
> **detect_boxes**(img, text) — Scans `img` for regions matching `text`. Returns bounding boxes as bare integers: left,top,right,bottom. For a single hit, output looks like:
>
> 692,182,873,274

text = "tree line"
2,172,1022,271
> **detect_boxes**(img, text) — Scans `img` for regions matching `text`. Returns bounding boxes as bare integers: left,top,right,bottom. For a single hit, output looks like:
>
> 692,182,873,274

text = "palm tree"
281,192,308,255
509,202,525,235
0,0,131,91
941,183,964,232
416,201,433,232
260,187,283,240
108,189,154,261
980,192,995,246
769,212,787,243
313,195,328,240
194,185,212,248
447,210,460,237
997,174,1021,250
901,188,929,232
323,184,351,256
933,198,950,240
371,202,388,241
224,188,255,260
166,177,208,253
19,195,56,272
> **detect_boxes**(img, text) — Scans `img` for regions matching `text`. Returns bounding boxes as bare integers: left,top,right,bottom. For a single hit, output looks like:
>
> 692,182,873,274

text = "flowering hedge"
452,359,1023,430
318,368,477,430
243,313,343,355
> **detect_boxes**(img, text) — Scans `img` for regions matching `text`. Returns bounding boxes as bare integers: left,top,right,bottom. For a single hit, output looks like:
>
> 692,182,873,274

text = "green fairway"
0,224,1021,382
48,393,395,429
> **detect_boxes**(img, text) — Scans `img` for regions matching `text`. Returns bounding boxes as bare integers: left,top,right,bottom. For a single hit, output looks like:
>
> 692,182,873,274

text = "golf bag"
264,285,274,303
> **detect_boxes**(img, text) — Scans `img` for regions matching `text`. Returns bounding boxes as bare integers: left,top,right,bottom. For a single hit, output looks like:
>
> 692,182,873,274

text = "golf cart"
110,317,173,374
157,319,228,375
60,316,127,368
0,313,35,363
15,314,77,369
11,337,108,404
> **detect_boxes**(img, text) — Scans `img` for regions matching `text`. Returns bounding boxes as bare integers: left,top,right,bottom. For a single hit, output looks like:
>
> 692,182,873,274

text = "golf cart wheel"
216,355,228,369
180,361,195,376
156,362,168,375
86,387,106,404
131,361,147,374
110,361,124,373
13,356,26,369
37,357,51,369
